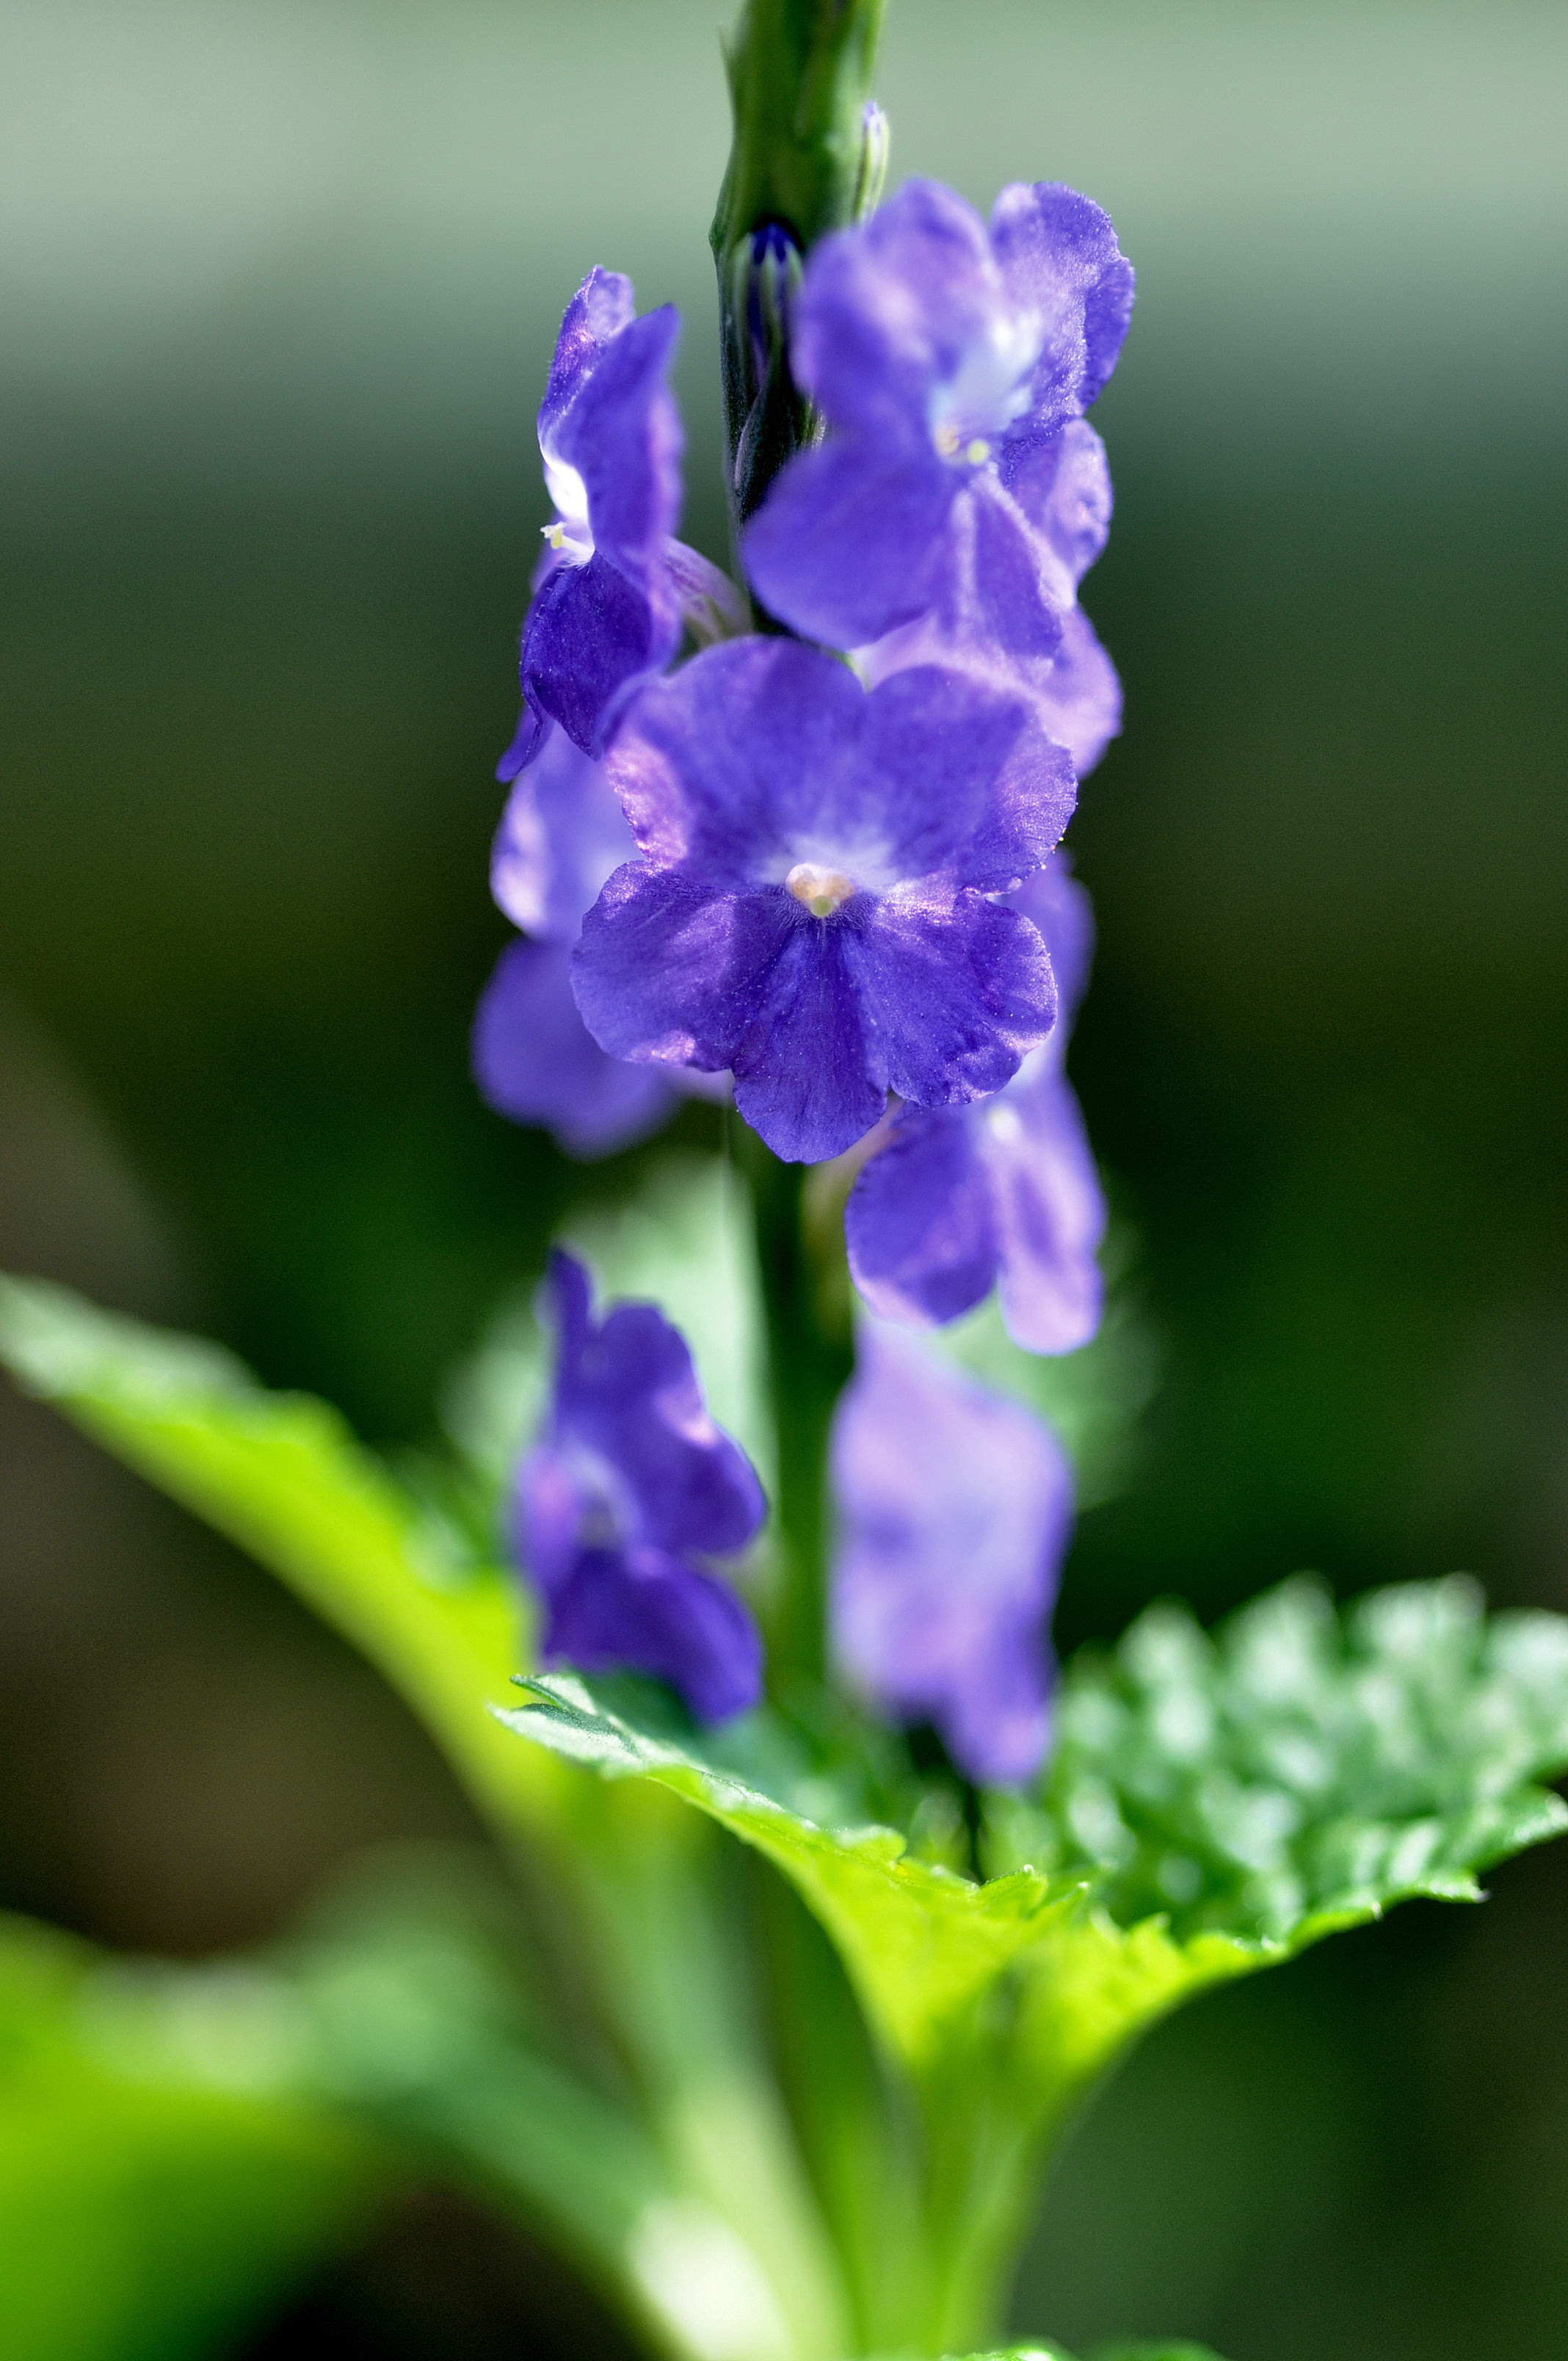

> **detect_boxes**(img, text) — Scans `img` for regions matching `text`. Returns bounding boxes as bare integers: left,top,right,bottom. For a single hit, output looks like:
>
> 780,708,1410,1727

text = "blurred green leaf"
0,1274,569,1846
0,1912,385,2361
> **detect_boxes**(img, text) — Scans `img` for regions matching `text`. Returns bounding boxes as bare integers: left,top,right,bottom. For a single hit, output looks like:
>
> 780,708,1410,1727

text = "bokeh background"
2,1,1566,2353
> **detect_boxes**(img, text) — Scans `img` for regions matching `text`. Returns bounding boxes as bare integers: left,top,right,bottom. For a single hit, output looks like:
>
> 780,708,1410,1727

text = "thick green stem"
711,0,889,538
740,1136,854,1691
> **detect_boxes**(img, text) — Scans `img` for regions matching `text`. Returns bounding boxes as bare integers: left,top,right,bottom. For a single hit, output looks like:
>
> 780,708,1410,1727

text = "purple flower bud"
742,179,1133,665
832,1324,1072,1786
571,637,1076,1164
511,1251,766,1722
844,855,1106,1350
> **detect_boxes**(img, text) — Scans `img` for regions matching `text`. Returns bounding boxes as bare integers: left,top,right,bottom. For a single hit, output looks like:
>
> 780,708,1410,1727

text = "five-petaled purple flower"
844,852,1106,1352
512,1251,766,1722
832,1325,1072,1785
499,269,740,776
743,180,1133,668
572,637,1076,1164
473,725,698,1157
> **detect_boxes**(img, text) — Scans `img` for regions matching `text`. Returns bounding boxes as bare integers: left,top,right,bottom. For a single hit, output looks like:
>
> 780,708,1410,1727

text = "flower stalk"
711,0,888,534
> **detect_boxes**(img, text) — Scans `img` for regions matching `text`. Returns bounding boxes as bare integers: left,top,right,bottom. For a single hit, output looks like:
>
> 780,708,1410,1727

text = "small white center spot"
785,861,857,918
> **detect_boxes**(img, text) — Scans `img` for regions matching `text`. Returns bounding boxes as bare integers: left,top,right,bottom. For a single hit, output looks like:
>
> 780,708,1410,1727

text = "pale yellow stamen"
785,861,857,918
543,522,567,551
964,436,990,464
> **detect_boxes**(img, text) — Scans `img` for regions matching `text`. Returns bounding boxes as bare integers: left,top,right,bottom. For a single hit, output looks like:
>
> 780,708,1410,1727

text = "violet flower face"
573,637,1075,1165
844,854,1106,1352
742,180,1133,664
473,726,725,1159
831,1324,1072,1785
512,1251,766,1722
507,268,684,767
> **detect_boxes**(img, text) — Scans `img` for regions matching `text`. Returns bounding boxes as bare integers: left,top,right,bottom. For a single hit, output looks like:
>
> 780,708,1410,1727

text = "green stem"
711,0,889,537
740,1136,854,1691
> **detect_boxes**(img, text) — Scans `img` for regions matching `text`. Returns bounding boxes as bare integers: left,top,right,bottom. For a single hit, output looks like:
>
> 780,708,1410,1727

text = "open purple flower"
844,853,1106,1352
510,1251,766,1722
500,269,742,772
573,637,1075,1164
743,179,1133,665
831,1324,1072,1785
473,727,690,1157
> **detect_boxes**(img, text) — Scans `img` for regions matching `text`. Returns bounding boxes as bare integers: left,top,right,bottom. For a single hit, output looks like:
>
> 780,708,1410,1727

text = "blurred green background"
1,1,1565,2353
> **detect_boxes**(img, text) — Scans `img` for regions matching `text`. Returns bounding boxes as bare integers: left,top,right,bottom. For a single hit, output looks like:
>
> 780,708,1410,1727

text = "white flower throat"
540,451,594,566
785,861,858,918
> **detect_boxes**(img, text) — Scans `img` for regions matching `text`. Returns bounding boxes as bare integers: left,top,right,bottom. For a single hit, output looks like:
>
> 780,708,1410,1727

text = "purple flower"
573,637,1075,1164
844,854,1106,1352
473,726,693,1157
742,179,1133,664
511,1251,766,1722
501,269,742,772
831,1324,1072,1785
860,419,1123,780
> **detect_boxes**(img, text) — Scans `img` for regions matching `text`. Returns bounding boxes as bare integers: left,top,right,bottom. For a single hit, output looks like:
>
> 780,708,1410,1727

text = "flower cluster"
485,173,1131,1774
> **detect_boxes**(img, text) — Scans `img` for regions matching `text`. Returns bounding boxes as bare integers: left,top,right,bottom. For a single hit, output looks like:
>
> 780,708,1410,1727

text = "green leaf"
502,1573,1568,2146
498,1674,1072,2073
0,1274,567,1846
0,1912,385,2361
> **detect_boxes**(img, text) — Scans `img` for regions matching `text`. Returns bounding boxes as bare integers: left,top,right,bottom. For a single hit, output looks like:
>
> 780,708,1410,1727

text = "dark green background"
1,3,1565,2353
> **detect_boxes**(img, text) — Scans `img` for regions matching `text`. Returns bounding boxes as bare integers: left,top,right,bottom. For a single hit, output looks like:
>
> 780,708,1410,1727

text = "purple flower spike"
512,268,684,761
831,1324,1072,1786
742,179,1133,661
844,854,1107,1352
512,1250,766,1722
573,638,1075,1165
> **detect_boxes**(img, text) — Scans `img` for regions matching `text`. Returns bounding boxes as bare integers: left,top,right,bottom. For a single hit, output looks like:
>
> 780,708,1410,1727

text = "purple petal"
1033,606,1122,781
556,305,683,574
860,662,1075,890
844,1110,998,1328
1009,850,1097,1031
999,419,1112,592
496,703,549,783
727,920,887,1164
490,728,639,940
846,888,1056,1108
537,267,636,449
792,179,1001,440
472,937,678,1158
742,438,957,648
985,1062,1106,1354
990,182,1135,434
559,1293,767,1558
520,549,678,757
604,639,867,877
572,864,793,1073
540,1545,763,1724
831,1326,1072,1785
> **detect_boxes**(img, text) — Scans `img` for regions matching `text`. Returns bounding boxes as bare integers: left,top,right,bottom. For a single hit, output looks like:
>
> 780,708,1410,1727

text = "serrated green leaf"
499,1674,1075,2072
501,1574,1568,2166
0,1274,568,1845
0,1912,386,2361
